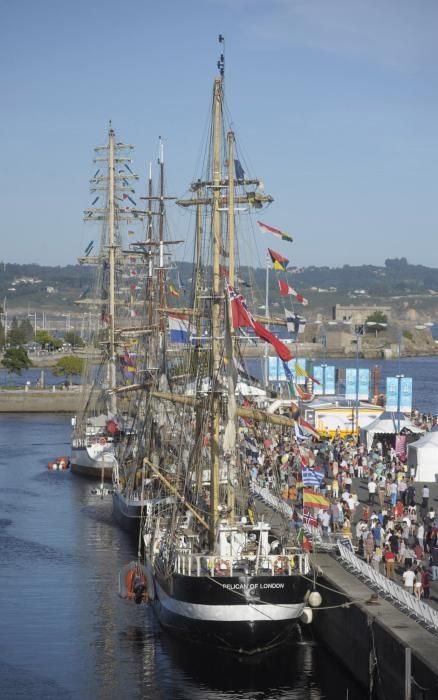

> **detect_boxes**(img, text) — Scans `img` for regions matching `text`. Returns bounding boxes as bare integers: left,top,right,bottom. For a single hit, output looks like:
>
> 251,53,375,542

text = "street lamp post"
396,373,404,434
354,325,364,439
321,363,327,396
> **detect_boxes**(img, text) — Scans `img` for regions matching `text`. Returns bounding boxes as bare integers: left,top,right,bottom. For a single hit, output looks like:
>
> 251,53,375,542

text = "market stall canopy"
407,430,438,482
359,412,424,451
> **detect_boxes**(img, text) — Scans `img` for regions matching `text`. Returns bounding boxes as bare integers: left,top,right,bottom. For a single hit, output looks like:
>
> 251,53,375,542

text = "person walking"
368,479,377,506
364,533,374,565
402,566,416,594
421,484,430,516
390,481,398,509
421,566,431,599
384,545,396,579
406,482,416,508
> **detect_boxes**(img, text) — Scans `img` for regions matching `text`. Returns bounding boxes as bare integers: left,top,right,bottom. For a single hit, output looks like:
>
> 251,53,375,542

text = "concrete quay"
0,388,81,413
313,552,438,699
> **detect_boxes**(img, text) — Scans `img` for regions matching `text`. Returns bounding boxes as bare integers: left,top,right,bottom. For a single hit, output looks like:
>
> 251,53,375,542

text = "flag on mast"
257,221,293,243
228,285,293,362
285,309,306,334
278,280,308,305
268,248,289,271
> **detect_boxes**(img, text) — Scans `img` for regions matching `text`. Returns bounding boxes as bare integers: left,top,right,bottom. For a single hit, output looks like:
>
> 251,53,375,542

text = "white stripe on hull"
155,579,305,622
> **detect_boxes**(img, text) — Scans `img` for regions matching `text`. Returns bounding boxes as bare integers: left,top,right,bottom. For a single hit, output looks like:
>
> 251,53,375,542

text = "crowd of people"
242,423,438,600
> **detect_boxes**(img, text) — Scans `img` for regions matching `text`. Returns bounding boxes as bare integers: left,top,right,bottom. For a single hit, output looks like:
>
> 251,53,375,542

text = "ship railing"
174,552,310,577
337,543,438,634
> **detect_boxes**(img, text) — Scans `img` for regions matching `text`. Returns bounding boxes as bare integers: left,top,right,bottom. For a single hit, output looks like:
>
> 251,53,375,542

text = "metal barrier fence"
337,543,438,634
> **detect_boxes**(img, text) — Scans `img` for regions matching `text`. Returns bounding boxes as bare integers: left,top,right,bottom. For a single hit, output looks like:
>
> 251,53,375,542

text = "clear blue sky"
1,0,438,269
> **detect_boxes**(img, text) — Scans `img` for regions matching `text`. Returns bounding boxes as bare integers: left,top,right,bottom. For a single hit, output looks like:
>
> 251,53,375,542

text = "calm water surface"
0,414,367,699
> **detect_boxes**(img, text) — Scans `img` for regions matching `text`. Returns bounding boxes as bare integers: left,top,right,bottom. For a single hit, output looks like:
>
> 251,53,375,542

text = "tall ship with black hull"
71,125,144,479
112,140,181,535
136,41,313,655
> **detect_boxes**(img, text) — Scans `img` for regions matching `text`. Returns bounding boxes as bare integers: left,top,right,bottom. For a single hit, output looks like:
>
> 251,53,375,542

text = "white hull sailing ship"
131,41,313,654
71,125,143,479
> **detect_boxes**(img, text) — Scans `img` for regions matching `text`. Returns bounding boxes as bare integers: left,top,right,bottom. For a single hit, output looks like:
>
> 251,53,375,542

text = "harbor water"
0,414,367,699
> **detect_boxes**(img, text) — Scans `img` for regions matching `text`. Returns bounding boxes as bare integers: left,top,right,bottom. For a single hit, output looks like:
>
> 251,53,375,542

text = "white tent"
360,412,424,451
407,430,438,482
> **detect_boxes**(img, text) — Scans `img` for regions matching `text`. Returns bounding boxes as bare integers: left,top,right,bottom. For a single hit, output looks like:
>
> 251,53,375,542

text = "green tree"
20,318,34,342
365,311,388,333
7,317,26,346
1,346,33,374
64,331,85,348
52,355,85,385
35,330,63,350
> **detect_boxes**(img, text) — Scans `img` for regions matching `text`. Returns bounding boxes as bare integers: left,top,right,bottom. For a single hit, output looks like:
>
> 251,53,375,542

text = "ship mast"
210,74,223,548
82,124,140,414
107,126,117,411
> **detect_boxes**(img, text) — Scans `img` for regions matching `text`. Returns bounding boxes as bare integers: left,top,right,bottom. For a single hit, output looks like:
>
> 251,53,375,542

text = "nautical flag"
285,309,305,335
219,265,229,278
234,159,245,180
303,509,318,527
268,248,289,272
168,316,192,343
302,467,324,488
169,285,180,298
227,285,293,363
257,221,293,243
299,418,320,440
295,385,315,402
303,489,329,510
282,361,298,399
278,281,308,305
294,421,308,442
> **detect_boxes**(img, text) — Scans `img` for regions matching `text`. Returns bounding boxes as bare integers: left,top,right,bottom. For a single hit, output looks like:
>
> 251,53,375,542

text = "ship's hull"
70,446,115,480
112,490,142,536
146,561,308,655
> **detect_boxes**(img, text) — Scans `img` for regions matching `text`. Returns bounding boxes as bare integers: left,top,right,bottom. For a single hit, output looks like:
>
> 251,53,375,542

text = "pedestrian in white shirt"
402,567,416,593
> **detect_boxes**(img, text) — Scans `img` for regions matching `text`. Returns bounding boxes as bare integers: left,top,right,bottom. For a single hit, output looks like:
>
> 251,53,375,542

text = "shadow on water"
123,621,369,700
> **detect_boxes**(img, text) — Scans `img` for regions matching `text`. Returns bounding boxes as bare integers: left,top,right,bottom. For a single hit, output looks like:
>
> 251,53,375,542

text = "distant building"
332,304,391,325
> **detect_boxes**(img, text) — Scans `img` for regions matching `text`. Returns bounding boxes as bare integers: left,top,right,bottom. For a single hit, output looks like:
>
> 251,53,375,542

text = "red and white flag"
257,221,293,243
299,418,320,440
278,280,308,305
227,285,293,362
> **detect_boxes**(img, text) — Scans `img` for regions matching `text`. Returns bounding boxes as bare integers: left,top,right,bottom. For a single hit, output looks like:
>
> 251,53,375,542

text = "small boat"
47,456,70,470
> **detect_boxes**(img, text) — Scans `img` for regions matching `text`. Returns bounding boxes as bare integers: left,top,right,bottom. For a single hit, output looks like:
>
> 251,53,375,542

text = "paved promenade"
349,475,438,609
